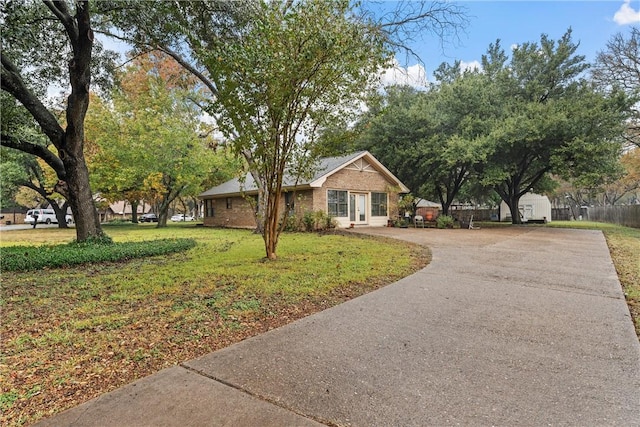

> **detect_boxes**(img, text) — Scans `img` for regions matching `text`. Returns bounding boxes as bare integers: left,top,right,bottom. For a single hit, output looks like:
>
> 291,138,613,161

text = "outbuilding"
500,192,552,223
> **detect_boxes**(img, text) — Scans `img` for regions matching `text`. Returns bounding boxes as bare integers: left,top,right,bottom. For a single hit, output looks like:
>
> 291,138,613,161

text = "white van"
25,209,71,225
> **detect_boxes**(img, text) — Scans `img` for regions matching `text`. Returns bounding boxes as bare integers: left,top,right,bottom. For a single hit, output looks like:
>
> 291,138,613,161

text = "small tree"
201,0,390,259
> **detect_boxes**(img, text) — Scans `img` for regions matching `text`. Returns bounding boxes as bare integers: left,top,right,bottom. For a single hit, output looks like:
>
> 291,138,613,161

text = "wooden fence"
584,205,640,229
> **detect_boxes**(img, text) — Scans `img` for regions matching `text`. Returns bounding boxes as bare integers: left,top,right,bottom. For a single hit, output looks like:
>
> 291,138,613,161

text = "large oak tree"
1,1,113,240
478,31,631,223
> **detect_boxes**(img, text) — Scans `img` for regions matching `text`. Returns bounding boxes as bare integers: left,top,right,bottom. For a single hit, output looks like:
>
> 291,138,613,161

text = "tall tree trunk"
61,0,104,241
506,193,523,224
60,139,104,238
130,200,139,223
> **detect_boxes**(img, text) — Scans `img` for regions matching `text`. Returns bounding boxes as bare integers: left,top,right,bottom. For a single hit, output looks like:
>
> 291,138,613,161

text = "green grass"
547,221,640,336
0,224,428,426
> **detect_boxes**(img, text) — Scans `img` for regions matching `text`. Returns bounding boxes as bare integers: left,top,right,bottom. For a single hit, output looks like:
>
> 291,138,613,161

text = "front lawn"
0,225,429,426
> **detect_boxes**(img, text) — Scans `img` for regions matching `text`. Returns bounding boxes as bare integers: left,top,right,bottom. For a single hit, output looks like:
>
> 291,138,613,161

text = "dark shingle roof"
199,151,408,198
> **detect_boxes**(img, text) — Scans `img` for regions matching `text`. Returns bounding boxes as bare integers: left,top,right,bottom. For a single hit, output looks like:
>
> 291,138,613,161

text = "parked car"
25,209,58,224
139,213,158,223
171,214,195,222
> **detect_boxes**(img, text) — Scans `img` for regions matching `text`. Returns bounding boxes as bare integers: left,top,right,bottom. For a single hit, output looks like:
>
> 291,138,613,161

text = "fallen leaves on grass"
1,234,429,426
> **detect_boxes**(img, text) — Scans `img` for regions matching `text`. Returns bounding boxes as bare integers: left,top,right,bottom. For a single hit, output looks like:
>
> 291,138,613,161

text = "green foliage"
355,29,631,221
285,210,336,232
104,219,136,227
86,53,240,227
355,78,491,214
1,238,196,272
436,214,454,229
477,30,630,223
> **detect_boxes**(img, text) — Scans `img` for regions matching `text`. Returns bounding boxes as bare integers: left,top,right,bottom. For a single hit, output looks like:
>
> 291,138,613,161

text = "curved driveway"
38,227,640,426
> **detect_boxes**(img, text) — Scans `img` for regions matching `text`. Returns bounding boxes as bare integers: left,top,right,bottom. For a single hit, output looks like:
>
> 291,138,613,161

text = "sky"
382,0,640,87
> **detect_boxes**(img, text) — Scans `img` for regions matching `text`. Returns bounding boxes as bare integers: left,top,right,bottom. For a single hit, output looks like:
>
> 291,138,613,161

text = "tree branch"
1,54,66,147
1,134,67,179
44,1,79,51
155,45,219,96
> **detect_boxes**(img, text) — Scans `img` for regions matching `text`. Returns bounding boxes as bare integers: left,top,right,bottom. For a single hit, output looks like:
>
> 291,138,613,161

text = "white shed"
500,192,552,223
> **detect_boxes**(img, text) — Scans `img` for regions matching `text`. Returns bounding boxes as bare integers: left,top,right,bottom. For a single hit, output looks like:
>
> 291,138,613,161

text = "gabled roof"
415,198,442,209
199,151,409,198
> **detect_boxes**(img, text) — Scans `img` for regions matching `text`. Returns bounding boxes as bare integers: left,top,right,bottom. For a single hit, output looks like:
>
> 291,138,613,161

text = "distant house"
500,192,552,223
199,151,410,228
97,200,153,222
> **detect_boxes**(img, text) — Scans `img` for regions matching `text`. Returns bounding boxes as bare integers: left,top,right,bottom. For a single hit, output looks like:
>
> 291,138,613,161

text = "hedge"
1,238,197,272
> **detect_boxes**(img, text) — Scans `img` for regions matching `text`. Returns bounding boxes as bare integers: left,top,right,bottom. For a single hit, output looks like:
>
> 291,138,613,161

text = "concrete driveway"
37,227,640,426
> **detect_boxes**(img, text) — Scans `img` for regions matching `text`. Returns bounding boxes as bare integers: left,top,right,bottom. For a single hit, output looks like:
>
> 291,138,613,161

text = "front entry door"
350,193,367,224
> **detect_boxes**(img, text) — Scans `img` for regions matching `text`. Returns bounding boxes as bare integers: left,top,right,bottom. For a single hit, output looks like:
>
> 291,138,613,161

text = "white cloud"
379,59,428,89
460,60,481,73
613,0,640,25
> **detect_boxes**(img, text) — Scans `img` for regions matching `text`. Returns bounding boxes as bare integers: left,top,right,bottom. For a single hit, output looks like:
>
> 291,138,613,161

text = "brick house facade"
199,151,409,228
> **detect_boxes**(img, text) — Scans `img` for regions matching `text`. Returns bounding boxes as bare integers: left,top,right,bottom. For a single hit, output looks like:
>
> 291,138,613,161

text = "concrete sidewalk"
37,227,640,426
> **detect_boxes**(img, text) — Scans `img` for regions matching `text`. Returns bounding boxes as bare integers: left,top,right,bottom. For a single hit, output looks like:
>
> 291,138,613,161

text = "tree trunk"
506,193,523,224
263,189,282,260
156,185,185,227
131,200,139,223
51,199,70,228
60,142,104,239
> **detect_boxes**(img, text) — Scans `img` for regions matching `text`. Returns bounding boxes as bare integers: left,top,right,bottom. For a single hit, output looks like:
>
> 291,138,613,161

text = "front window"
205,199,214,217
371,192,388,216
226,197,232,209
327,190,348,217
285,192,295,214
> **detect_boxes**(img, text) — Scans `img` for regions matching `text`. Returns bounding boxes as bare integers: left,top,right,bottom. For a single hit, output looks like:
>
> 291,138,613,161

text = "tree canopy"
477,31,630,222
592,26,639,149
355,73,493,215
354,30,631,223
85,53,239,226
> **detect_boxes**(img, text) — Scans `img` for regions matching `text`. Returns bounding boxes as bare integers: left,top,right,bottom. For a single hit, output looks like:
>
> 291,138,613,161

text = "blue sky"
383,0,640,86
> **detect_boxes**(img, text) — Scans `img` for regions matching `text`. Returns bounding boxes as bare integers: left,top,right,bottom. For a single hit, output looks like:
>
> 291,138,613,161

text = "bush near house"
284,210,337,232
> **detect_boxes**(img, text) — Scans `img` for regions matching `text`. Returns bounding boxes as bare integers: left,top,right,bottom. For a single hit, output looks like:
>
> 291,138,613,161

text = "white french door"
349,193,367,224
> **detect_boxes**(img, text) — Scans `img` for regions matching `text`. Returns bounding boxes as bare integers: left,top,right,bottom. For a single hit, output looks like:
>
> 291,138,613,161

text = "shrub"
1,238,196,272
436,214,454,229
282,213,300,232
104,219,134,226
288,210,336,232
302,211,316,231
